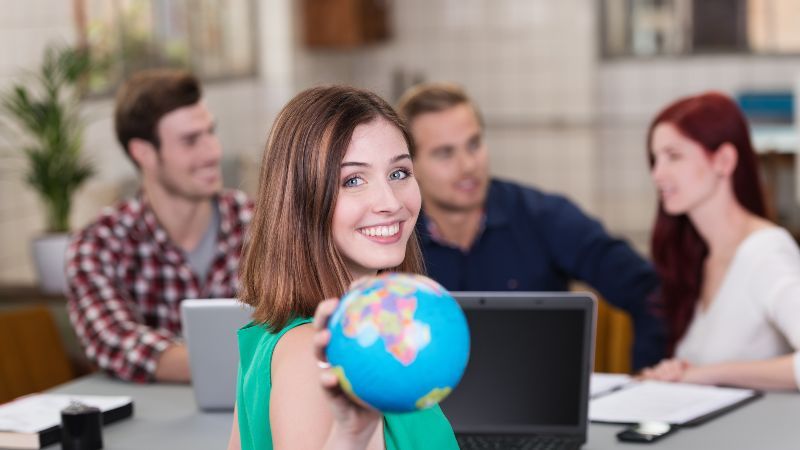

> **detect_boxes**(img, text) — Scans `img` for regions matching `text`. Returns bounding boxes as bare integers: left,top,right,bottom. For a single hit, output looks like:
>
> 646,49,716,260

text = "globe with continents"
326,272,470,413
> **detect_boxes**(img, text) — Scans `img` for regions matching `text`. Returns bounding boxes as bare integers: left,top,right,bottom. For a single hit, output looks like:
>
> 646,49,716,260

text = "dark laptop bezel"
446,291,596,438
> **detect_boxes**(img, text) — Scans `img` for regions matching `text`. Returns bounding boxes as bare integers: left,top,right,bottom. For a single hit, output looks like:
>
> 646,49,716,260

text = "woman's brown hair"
239,85,425,331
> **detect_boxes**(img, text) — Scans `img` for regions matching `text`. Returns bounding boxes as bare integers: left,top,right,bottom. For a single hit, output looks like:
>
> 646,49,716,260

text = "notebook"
0,394,132,449
440,292,596,450
180,298,254,411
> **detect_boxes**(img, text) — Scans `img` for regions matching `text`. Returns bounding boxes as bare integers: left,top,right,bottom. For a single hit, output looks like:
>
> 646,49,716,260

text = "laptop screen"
440,293,594,436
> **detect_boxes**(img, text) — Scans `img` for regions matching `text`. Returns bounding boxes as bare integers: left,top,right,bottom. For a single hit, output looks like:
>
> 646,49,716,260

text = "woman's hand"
312,298,382,449
639,358,692,382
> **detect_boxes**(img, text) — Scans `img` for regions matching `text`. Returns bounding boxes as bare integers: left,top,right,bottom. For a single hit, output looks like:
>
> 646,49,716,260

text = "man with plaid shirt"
65,69,253,382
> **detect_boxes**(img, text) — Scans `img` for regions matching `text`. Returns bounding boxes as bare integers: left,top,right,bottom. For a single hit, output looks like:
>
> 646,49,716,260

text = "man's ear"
713,142,738,177
129,138,158,170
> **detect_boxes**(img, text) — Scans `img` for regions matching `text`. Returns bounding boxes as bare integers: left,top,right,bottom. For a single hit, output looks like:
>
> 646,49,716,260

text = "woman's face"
650,122,722,216
332,118,421,280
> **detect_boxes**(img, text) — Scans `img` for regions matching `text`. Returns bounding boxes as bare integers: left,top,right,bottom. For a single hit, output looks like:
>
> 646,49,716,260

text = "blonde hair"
396,82,483,139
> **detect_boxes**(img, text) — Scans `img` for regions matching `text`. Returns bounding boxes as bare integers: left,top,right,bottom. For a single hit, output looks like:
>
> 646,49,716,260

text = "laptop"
180,298,254,411
440,292,596,450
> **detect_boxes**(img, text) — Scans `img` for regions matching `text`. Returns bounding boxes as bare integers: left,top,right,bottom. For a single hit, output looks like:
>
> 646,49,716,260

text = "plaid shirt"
65,189,253,382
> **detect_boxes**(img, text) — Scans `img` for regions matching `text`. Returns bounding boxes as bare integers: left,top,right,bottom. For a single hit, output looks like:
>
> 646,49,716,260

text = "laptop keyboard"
456,434,582,450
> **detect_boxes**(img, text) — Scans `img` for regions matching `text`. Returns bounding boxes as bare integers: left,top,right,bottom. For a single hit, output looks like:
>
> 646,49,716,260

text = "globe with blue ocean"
326,272,470,413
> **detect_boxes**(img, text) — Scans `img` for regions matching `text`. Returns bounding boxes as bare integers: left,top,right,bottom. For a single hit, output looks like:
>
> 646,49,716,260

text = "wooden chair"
0,306,76,403
593,297,633,374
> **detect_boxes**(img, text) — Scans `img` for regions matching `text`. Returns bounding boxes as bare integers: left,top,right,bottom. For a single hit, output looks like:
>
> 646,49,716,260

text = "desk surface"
47,374,799,450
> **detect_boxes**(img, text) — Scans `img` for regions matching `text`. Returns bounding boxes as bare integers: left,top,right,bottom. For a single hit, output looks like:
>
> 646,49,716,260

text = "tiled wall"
0,0,628,283
294,0,601,215
0,0,75,283
4,0,800,283
293,0,800,253
0,2,275,284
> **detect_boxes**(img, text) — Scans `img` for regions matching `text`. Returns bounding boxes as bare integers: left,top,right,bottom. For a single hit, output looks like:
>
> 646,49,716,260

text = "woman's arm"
270,299,383,450
682,354,798,391
227,403,241,450
641,354,799,391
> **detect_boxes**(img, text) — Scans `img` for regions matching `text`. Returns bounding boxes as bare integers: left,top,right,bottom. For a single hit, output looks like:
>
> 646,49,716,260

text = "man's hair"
396,82,483,131
239,85,425,331
114,69,202,164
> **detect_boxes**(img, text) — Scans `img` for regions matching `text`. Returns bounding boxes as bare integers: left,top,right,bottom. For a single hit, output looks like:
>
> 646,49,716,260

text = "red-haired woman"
640,92,800,391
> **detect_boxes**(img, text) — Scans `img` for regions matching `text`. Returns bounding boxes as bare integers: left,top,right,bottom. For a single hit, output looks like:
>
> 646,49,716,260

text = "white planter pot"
32,234,70,294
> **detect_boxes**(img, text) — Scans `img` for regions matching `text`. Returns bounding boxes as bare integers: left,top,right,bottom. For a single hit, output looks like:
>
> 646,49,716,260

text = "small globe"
326,272,470,413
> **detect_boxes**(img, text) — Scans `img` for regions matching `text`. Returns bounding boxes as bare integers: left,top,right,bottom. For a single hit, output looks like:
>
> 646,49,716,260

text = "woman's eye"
343,176,364,187
389,169,410,180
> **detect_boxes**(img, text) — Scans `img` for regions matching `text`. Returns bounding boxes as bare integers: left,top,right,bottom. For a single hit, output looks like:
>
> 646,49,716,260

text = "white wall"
294,0,600,216
4,0,800,283
0,0,617,283
0,0,76,283
291,0,800,252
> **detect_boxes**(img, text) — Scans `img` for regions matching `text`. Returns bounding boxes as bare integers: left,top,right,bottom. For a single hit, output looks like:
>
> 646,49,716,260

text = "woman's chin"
663,203,688,216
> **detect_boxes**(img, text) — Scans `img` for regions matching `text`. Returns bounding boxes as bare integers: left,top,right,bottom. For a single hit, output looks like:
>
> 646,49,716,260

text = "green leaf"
0,43,95,231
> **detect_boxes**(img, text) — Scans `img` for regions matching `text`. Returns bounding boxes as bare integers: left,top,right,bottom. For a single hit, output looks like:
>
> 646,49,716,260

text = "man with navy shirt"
397,83,665,370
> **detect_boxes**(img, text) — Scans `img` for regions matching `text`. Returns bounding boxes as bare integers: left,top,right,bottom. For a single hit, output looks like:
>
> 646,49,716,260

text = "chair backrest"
0,306,75,403
593,297,633,374
570,283,633,374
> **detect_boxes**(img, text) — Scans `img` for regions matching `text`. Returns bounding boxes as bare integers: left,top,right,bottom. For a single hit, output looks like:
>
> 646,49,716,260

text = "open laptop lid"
440,292,596,438
180,298,253,411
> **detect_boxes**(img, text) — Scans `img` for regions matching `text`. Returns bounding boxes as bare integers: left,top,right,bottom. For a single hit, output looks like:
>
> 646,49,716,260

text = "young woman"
640,92,800,391
227,86,459,449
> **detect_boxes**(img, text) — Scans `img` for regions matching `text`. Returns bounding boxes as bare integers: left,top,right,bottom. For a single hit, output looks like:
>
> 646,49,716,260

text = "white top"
675,227,800,389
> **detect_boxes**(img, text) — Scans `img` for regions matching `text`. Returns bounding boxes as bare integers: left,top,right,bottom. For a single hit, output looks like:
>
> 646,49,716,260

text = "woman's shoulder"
238,317,313,364
737,225,800,288
274,321,314,352
740,224,798,256
272,320,315,371
239,317,312,337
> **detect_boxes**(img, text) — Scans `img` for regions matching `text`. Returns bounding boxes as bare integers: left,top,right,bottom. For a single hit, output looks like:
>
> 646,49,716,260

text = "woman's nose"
372,181,402,214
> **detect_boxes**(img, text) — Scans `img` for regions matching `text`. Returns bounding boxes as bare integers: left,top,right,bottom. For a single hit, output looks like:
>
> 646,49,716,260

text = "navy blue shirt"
417,179,665,370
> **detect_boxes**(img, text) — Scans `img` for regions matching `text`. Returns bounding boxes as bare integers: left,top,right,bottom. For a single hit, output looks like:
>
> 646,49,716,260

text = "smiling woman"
232,85,458,450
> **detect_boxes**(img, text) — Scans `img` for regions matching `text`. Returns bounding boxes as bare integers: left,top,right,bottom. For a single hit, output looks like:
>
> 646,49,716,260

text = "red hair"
647,92,767,353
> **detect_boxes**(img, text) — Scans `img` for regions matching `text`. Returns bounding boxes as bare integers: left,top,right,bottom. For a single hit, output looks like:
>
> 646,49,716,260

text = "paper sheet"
589,381,756,425
590,373,633,397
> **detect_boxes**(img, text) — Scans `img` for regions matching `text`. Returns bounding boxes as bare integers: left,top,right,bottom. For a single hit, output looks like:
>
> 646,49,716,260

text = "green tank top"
236,317,459,450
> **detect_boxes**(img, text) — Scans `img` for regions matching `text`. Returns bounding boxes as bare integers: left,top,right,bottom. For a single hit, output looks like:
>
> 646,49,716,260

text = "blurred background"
2,0,800,304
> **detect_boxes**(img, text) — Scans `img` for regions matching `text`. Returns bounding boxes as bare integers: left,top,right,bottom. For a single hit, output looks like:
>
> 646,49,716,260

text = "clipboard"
589,380,763,427
680,389,762,427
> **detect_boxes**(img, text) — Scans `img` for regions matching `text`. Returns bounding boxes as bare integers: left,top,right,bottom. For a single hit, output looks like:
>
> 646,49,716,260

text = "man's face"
151,102,223,201
409,103,490,213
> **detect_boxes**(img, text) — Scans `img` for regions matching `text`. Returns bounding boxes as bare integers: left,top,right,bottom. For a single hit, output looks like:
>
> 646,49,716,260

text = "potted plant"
1,45,94,293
